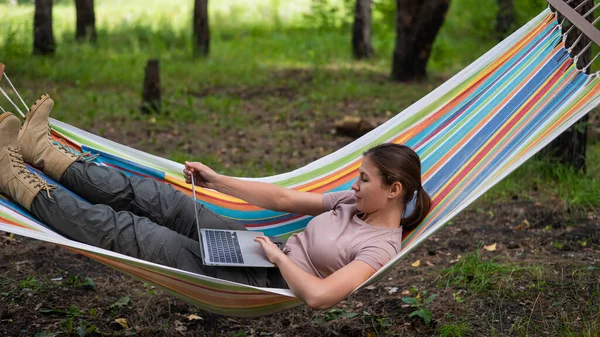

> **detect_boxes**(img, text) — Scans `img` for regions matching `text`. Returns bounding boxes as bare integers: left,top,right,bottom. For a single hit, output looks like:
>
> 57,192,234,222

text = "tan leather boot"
18,94,81,181
0,112,56,211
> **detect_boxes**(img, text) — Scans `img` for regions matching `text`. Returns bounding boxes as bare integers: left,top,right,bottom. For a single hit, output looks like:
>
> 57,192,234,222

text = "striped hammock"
1,8,600,318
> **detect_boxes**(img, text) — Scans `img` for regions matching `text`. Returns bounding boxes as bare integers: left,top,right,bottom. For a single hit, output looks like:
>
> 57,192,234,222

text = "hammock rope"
1,8,600,317
0,70,27,118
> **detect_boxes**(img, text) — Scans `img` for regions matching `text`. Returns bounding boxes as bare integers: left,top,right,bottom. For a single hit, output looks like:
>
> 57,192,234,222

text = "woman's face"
351,156,397,213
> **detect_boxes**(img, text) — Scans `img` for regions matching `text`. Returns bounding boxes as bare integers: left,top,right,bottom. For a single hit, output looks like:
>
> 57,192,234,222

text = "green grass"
441,249,522,293
0,0,598,208
482,147,600,211
436,321,473,337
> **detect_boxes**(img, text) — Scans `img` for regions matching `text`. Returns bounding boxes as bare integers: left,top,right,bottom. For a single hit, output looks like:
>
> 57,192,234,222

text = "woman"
0,95,431,309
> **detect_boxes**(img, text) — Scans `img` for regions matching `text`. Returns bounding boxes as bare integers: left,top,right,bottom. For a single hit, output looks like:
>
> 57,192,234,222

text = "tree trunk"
496,0,514,40
391,0,450,82
33,0,55,55
193,0,210,57
141,59,161,114
75,0,96,42
542,0,592,172
352,0,374,59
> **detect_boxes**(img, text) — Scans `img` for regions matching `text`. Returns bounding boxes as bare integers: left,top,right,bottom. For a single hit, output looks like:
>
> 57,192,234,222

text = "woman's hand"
254,236,285,265
183,161,219,189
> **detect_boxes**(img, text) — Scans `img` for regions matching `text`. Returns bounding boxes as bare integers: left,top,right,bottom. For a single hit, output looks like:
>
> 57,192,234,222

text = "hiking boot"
18,94,81,181
0,112,55,211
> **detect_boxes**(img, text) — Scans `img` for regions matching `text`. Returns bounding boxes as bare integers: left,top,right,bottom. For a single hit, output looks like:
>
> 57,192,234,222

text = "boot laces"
47,125,99,162
9,147,57,199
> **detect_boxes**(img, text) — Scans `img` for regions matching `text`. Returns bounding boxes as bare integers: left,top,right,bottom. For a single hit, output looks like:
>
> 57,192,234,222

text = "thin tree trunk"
352,0,374,59
33,0,55,55
141,59,161,114
193,0,210,57
391,0,450,82
542,0,592,172
75,0,96,42
496,0,514,40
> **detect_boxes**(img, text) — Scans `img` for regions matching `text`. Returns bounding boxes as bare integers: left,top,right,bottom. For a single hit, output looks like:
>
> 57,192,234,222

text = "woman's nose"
351,180,359,191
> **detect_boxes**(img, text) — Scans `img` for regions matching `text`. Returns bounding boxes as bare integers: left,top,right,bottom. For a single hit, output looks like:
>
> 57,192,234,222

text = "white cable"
575,41,593,59
0,87,24,117
190,173,202,241
567,32,585,52
3,73,29,113
562,24,576,44
583,50,600,71
583,1,600,18
0,105,5,113
574,0,592,12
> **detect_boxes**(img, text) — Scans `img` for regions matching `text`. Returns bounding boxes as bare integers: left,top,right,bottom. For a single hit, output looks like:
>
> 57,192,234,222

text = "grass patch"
0,0,597,194
483,149,600,212
441,248,521,293
436,321,473,337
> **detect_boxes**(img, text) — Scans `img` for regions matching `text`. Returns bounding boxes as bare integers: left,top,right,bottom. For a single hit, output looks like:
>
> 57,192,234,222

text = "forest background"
0,0,598,336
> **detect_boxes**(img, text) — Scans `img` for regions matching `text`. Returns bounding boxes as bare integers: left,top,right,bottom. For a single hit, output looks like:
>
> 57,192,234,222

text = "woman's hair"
363,143,432,230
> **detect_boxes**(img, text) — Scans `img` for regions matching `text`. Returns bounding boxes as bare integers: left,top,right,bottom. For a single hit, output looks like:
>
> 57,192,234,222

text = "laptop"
198,228,275,267
188,174,274,268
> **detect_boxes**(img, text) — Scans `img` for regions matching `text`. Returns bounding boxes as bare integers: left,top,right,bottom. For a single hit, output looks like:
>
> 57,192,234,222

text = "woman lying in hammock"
0,94,431,310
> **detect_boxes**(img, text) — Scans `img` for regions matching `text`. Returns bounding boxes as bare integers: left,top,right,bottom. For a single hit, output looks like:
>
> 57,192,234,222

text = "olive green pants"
31,161,287,288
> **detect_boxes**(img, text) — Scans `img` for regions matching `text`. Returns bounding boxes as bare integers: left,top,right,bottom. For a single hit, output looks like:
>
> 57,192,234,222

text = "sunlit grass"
0,0,597,208
483,146,600,211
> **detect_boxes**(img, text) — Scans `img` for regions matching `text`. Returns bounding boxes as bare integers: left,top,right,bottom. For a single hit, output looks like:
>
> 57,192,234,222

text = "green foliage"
437,321,473,337
441,249,518,292
483,151,600,212
109,295,131,317
39,304,98,336
110,295,131,310
64,276,96,290
18,276,39,290
311,308,359,323
401,286,438,325
0,0,597,195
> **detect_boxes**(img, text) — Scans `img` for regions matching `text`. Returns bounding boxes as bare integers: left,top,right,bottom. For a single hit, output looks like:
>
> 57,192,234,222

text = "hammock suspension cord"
553,0,600,73
0,71,28,118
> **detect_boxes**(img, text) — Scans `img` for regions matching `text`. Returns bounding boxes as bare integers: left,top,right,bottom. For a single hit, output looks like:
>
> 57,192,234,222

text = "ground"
0,72,599,337
0,159,598,336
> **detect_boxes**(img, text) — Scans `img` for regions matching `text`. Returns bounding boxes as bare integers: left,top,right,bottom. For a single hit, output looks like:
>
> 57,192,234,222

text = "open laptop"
189,174,274,268
199,229,275,267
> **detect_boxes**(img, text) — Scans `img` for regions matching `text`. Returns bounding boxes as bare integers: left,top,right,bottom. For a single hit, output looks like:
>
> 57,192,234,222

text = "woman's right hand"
183,161,220,189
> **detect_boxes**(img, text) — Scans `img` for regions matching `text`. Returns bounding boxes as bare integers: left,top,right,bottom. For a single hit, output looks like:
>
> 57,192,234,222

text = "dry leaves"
114,318,129,329
484,243,497,252
411,260,421,267
187,314,203,321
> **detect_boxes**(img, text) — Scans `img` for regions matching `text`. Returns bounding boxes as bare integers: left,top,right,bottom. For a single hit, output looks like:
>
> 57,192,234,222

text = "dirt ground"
0,98,599,336
1,197,598,336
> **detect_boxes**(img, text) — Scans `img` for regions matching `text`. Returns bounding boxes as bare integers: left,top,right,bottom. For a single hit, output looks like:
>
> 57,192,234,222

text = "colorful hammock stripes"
2,9,600,317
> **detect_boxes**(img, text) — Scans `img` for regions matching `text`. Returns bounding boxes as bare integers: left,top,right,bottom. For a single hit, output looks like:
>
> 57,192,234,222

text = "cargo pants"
30,162,288,288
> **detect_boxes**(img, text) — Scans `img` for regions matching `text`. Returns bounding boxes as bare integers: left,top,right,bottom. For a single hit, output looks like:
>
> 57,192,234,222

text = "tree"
352,0,374,59
496,0,514,40
391,0,450,82
33,0,55,55
75,0,97,42
542,0,593,172
193,0,210,57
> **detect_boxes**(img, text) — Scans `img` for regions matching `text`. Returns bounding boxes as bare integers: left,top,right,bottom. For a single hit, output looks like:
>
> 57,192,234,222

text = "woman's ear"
388,182,402,199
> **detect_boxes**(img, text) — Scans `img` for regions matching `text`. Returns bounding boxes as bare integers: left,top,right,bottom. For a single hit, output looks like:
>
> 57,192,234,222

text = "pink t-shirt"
283,191,402,278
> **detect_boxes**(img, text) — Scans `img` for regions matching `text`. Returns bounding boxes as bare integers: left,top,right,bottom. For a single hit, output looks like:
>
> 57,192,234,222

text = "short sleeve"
354,242,399,270
322,191,355,212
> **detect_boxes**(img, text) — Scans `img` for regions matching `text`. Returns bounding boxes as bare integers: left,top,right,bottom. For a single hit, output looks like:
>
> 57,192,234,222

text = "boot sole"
18,94,51,142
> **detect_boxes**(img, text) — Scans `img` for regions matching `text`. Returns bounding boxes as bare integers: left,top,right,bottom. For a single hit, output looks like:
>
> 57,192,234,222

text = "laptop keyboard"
205,230,244,264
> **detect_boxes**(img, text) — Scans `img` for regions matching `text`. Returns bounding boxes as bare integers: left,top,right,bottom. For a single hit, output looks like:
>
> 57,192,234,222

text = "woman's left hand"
254,236,285,265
